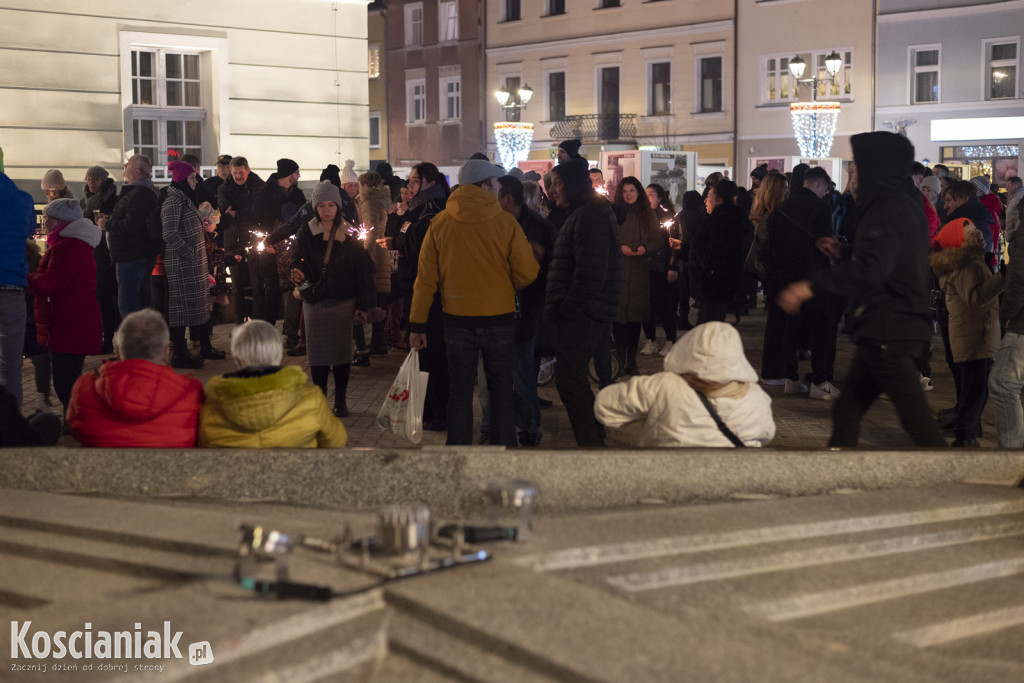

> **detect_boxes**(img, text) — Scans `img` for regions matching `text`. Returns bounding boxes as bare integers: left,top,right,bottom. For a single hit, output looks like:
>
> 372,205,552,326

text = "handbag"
695,391,746,447
301,223,340,302
377,349,429,443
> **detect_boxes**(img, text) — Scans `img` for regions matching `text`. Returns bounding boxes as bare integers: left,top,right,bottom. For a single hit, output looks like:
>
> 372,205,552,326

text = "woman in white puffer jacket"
594,322,775,447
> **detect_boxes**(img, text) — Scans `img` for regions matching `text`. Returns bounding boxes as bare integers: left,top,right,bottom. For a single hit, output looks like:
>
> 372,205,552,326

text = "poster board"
600,150,696,208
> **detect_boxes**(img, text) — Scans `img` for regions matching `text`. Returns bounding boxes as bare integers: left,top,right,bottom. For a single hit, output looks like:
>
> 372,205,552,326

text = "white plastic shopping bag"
377,349,429,443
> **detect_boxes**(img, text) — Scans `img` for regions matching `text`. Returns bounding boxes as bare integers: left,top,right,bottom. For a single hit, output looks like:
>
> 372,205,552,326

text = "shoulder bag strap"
695,390,746,448
317,223,340,279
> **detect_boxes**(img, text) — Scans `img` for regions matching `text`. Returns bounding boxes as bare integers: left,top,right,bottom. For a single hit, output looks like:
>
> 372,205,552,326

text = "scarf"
45,221,70,247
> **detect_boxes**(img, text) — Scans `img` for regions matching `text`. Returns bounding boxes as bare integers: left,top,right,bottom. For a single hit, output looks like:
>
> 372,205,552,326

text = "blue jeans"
480,335,541,444
990,331,1024,447
445,324,517,448
0,290,26,410
116,257,154,318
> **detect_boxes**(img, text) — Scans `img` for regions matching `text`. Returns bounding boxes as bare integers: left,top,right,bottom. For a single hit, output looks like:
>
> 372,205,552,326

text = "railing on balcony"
549,114,638,142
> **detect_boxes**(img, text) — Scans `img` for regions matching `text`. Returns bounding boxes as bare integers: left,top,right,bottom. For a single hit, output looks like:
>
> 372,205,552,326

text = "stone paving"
21,303,990,449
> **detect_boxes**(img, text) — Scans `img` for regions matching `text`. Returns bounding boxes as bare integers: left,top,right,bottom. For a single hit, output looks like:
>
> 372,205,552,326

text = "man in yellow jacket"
409,160,538,447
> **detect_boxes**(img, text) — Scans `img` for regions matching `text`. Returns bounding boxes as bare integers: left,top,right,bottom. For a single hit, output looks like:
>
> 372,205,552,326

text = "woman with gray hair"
199,320,347,447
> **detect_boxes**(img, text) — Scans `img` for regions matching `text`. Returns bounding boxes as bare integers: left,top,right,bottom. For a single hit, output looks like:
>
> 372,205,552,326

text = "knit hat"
41,168,66,191
320,164,341,187
375,161,395,181
85,165,109,181
507,167,525,180
551,158,590,201
971,175,991,195
523,170,542,182
312,179,343,207
458,159,504,186
920,176,941,196
558,139,583,160
664,322,758,384
750,164,768,181
340,159,358,184
168,161,195,183
469,152,490,161
43,198,83,223
276,158,299,177
933,218,974,250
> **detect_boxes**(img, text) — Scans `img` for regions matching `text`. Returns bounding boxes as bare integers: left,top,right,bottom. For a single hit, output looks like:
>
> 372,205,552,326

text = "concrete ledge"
1,448,1022,515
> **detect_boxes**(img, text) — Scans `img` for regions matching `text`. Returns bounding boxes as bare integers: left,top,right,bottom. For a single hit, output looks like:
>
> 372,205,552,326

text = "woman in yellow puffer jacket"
199,320,347,448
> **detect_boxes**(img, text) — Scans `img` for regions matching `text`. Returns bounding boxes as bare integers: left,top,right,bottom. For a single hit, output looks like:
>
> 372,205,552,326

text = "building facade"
484,0,735,168
385,0,485,168
876,0,1024,184
0,0,369,199
736,0,875,181
369,1,389,168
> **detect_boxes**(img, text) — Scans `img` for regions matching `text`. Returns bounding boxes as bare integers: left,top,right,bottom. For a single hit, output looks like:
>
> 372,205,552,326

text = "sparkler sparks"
347,223,370,241
595,186,608,196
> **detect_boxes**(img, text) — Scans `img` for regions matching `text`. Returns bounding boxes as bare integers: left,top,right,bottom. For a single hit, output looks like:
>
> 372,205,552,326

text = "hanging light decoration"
790,102,841,158
493,122,534,170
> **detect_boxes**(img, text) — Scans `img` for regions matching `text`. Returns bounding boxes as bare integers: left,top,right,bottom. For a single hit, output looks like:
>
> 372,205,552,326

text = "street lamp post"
493,84,535,170
787,51,843,158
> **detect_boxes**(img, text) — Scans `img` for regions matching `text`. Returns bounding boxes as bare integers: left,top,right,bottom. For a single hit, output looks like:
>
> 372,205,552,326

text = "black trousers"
643,271,679,344
555,318,606,447
249,252,280,324
829,340,947,447
697,299,729,324
51,351,85,416
228,259,251,324
953,358,991,441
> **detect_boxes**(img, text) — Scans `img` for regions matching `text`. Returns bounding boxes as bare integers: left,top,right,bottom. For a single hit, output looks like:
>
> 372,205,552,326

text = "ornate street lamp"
494,84,535,169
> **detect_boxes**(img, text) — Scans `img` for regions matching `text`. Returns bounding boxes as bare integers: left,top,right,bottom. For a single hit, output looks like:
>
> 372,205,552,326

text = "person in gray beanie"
289,180,376,416
30,198,103,417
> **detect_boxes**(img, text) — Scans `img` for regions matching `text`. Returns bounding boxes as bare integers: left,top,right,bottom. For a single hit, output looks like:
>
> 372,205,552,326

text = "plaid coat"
161,186,210,328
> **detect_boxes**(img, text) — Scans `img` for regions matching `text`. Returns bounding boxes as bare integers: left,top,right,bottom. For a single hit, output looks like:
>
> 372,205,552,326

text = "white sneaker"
639,339,659,356
809,381,840,400
919,374,934,392
784,379,809,394
36,392,58,414
658,340,673,357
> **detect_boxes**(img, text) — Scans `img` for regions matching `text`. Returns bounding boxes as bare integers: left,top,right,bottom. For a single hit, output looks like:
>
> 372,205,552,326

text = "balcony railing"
549,114,638,142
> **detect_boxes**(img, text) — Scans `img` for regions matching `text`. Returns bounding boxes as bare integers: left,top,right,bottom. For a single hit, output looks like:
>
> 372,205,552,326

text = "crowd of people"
3,132,1024,450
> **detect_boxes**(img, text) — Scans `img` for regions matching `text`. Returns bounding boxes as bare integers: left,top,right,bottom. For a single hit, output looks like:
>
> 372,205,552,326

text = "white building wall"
0,0,369,197
876,0,1024,163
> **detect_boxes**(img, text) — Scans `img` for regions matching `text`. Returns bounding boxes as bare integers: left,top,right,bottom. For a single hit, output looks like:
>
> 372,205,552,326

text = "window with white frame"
547,71,566,121
439,1,458,42
910,46,939,104
405,3,424,47
439,76,461,121
368,44,380,79
407,79,427,123
129,48,204,165
648,62,671,115
503,0,521,21
985,39,1018,100
698,56,722,113
761,50,852,104
369,112,381,149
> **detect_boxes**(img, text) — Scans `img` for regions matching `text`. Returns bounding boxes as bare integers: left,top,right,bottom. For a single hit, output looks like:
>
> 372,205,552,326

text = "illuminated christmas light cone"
789,102,840,158
494,122,534,170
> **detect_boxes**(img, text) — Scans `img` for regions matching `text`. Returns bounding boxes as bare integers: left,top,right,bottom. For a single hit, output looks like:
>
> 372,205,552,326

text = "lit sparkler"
249,231,268,253
595,186,608,196
661,219,674,231
347,223,370,241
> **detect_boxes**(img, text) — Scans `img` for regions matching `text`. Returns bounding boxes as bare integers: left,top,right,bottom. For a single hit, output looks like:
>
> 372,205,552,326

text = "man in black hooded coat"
779,131,946,447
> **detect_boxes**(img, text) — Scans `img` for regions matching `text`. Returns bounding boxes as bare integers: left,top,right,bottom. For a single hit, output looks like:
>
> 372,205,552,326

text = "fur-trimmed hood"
357,184,392,213
930,243,986,278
